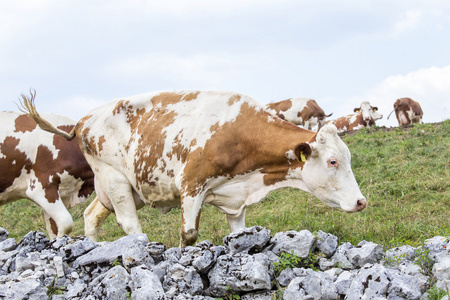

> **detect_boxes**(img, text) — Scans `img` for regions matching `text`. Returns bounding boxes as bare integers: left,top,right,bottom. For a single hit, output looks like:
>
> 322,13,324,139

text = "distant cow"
391,98,423,126
265,98,332,131
0,109,94,238
328,101,383,133
21,90,366,247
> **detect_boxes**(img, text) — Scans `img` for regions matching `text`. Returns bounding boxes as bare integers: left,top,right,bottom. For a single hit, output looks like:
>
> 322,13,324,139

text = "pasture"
1,120,449,248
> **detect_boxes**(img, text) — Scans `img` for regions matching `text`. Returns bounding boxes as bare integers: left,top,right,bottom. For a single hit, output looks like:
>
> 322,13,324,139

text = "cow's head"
354,101,383,124
294,124,366,212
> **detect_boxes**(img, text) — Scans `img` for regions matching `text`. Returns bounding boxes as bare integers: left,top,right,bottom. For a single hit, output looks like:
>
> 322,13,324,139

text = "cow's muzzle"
353,198,367,212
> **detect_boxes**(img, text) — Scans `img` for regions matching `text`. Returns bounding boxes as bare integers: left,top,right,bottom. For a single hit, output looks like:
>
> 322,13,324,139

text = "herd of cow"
0,90,423,247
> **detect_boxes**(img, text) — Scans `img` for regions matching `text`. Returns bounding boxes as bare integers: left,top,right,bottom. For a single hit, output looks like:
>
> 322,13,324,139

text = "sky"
1,0,450,127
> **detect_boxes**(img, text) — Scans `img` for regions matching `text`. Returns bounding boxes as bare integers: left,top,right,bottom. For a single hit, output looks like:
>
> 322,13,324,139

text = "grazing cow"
20,90,366,247
391,98,423,126
328,101,383,133
0,109,94,239
265,98,332,131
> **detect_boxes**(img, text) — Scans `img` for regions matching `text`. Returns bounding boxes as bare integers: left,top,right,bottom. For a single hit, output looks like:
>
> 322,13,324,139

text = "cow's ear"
372,107,378,111
354,108,360,113
294,143,312,162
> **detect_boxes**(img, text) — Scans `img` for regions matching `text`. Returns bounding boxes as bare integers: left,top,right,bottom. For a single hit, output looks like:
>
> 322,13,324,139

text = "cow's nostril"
356,198,367,211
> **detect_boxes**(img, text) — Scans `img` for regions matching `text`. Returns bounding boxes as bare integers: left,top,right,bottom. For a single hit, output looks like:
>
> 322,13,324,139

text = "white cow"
21,90,366,247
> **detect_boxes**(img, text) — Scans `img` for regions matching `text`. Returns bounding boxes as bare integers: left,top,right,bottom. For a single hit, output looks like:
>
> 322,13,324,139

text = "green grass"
1,120,449,248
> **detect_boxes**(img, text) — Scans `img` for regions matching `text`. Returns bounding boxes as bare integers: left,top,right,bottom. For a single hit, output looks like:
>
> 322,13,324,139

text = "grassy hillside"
1,120,449,248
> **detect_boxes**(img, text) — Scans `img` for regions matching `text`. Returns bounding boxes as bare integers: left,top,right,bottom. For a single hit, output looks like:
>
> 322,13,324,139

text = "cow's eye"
328,158,339,168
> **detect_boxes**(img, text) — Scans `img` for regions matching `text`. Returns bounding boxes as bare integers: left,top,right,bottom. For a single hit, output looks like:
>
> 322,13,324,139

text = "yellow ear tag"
300,152,306,162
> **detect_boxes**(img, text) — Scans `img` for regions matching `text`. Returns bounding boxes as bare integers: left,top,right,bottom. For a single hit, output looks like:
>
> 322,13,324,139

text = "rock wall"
0,226,449,299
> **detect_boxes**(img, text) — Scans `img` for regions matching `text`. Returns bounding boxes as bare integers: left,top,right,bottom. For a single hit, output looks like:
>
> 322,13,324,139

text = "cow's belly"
0,172,29,205
138,181,181,214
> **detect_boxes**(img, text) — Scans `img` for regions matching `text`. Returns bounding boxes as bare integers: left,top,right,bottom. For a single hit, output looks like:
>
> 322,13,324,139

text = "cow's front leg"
180,196,202,247
226,208,246,232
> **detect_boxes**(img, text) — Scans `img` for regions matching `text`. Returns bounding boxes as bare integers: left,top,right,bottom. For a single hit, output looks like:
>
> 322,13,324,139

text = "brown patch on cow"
52,125,95,201
0,136,33,193
33,144,61,203
182,91,201,102
97,135,106,153
151,91,200,107
133,104,179,187
228,94,241,106
181,103,315,197
266,99,293,114
112,100,129,115
301,100,327,124
14,114,37,133
49,218,58,236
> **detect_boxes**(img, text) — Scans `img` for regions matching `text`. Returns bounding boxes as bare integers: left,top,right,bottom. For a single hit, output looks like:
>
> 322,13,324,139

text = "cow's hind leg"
92,164,142,236
84,196,111,242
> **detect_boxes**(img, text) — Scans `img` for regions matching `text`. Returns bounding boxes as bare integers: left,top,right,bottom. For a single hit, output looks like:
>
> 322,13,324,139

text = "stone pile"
0,226,449,299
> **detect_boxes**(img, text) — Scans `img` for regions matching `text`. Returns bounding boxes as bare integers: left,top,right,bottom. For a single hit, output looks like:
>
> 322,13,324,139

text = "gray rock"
325,242,354,270
283,270,337,299
163,263,203,298
270,230,315,259
121,236,154,270
130,265,166,300
432,253,450,281
346,264,390,299
314,230,338,258
346,263,423,299
65,279,87,298
424,236,450,261
0,228,8,242
59,237,96,261
147,242,166,264
277,268,297,287
73,234,148,268
208,253,273,297
385,245,416,265
282,277,307,300
17,231,49,253
335,270,356,295
89,265,134,300
241,290,275,299
174,295,215,300
387,268,423,299
0,238,17,252
223,226,271,254
164,247,182,263
0,278,47,299
347,240,384,268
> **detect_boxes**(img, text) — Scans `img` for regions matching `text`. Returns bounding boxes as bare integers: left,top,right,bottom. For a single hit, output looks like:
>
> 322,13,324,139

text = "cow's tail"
18,90,77,141
387,110,395,120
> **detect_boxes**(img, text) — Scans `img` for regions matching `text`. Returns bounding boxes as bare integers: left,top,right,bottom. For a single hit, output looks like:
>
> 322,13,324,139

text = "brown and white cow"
391,98,423,126
0,109,94,239
21,90,366,247
327,101,383,133
265,97,332,131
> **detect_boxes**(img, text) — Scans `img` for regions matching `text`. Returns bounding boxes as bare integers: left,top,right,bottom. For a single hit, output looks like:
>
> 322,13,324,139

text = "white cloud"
392,10,422,36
